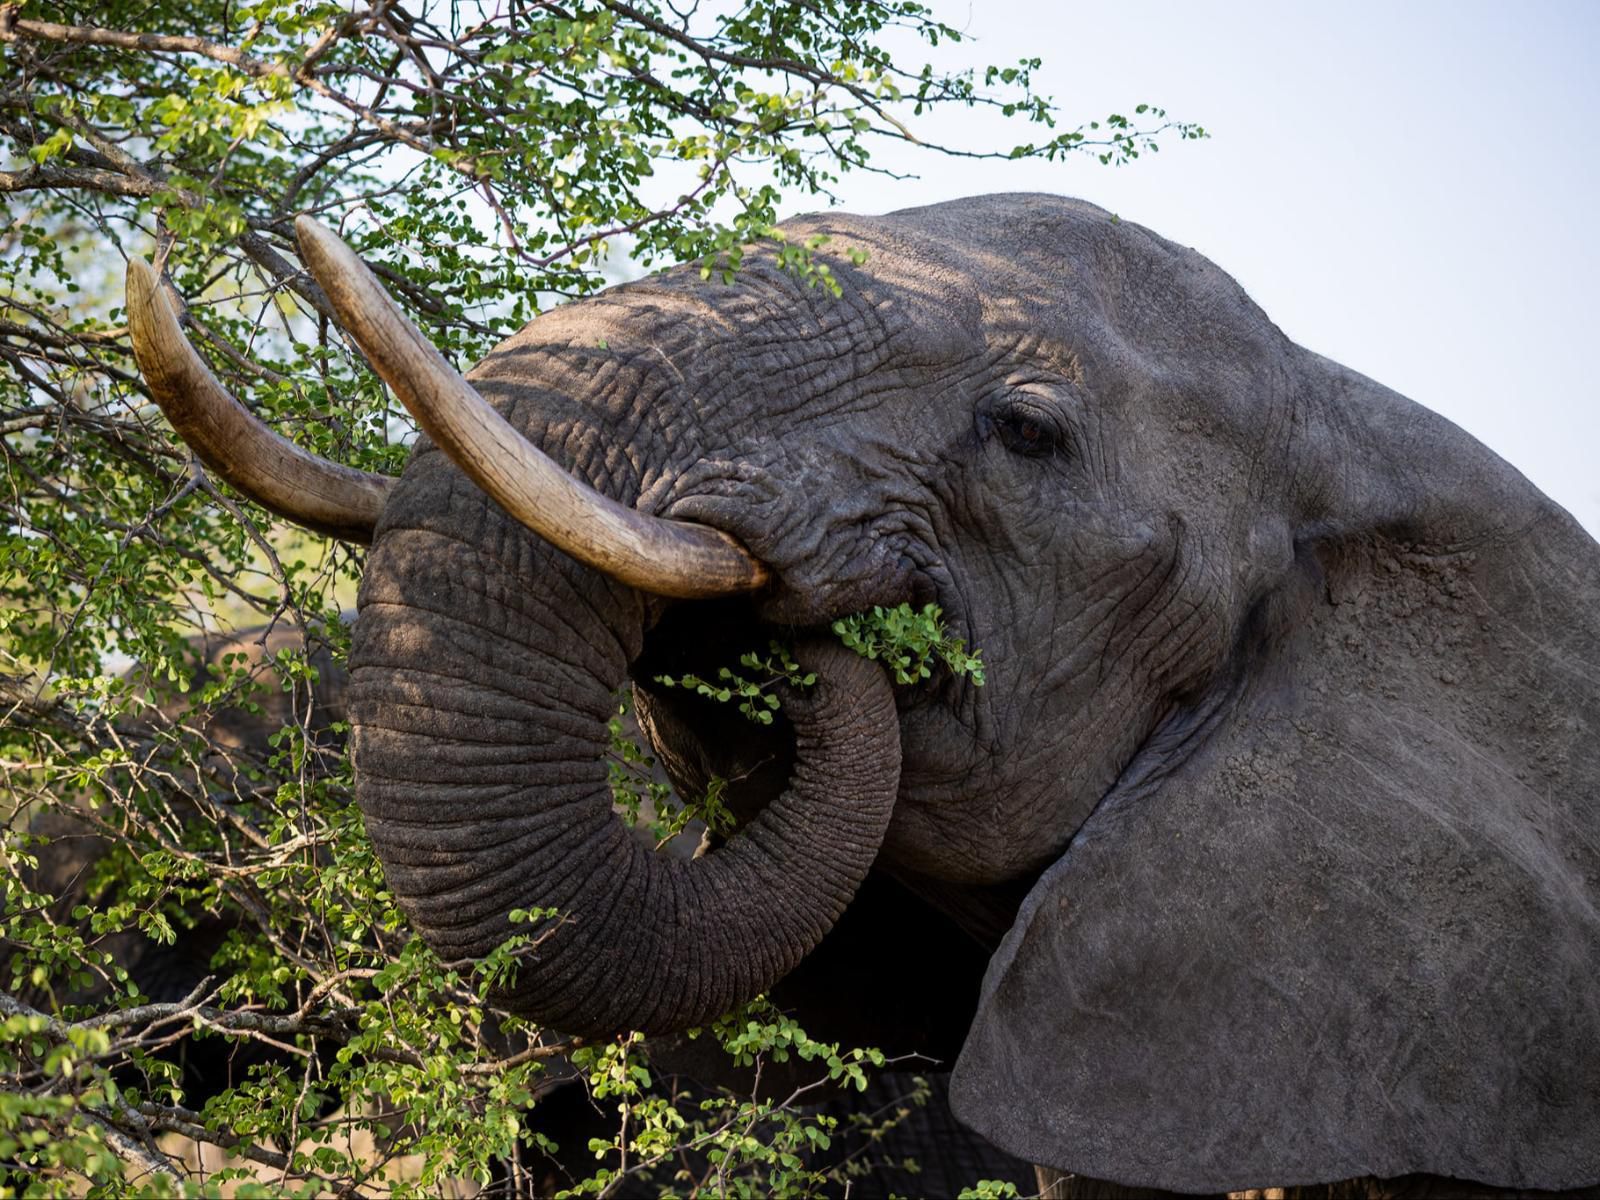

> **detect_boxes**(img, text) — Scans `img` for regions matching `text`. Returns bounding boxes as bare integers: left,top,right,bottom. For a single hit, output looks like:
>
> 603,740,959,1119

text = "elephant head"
127,194,1600,1192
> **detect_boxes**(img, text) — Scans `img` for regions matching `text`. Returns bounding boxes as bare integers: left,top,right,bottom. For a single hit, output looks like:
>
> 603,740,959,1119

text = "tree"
0,2,1200,1192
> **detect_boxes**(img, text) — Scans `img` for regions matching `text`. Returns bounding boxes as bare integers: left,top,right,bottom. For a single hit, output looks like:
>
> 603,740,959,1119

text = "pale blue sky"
815,0,1599,534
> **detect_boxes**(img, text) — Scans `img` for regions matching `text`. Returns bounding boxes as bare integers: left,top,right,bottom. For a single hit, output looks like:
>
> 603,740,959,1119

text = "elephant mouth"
624,555,963,835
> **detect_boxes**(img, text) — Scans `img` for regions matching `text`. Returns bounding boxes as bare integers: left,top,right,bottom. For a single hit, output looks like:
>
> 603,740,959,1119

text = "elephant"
121,192,1600,1196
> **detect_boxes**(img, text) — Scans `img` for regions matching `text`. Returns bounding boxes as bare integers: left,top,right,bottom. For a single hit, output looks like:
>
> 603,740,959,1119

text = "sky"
809,0,1600,535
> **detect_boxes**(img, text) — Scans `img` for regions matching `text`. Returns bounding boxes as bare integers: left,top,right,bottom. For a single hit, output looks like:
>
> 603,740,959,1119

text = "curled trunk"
349,492,899,1035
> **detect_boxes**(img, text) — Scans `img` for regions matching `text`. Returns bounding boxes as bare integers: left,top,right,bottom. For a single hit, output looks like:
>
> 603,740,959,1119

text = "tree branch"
0,163,156,197
0,7,289,79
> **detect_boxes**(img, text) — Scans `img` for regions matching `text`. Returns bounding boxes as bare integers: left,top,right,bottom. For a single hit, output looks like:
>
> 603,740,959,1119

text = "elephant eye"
995,406,1062,458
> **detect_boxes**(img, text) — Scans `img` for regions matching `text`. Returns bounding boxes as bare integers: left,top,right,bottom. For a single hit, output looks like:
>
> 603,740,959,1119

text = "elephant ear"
950,494,1600,1191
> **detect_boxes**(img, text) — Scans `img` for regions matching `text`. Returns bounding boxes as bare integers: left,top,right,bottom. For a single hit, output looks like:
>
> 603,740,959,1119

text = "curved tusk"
126,259,393,544
293,217,769,600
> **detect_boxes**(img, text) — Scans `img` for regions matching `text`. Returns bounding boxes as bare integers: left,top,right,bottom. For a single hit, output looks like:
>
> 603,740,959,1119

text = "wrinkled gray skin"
347,195,1600,1192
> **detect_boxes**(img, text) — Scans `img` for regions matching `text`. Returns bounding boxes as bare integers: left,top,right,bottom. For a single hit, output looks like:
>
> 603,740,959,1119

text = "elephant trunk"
349,512,899,1036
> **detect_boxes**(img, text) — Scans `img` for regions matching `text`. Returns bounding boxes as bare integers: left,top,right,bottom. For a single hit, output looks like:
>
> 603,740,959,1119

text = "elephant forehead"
860,194,1282,363
771,212,988,343
463,194,1277,426
487,207,990,355
465,253,993,452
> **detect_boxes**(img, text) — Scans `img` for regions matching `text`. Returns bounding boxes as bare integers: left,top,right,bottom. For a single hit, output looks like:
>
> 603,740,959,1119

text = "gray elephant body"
134,194,1600,1191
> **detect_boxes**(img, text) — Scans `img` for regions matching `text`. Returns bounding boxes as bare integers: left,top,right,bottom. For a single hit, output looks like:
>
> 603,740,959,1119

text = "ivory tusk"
293,216,768,599
126,259,392,543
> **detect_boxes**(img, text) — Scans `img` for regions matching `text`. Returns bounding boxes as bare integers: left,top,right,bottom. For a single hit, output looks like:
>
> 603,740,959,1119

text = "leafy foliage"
608,691,737,845
637,604,983,860
656,603,985,734
654,640,815,727
0,0,1195,1191
956,1182,1022,1200
833,603,985,687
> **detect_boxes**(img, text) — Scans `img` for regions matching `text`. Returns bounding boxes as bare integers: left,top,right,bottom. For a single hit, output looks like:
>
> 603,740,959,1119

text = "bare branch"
0,7,297,79
0,163,157,197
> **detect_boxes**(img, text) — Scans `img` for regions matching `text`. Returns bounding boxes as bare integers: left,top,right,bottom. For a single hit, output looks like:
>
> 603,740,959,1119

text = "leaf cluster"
653,602,986,739
832,602,985,687
607,693,736,846
654,640,813,726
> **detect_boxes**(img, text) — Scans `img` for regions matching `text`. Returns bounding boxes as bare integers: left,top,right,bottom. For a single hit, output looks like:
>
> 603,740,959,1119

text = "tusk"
293,217,769,600
126,260,393,544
